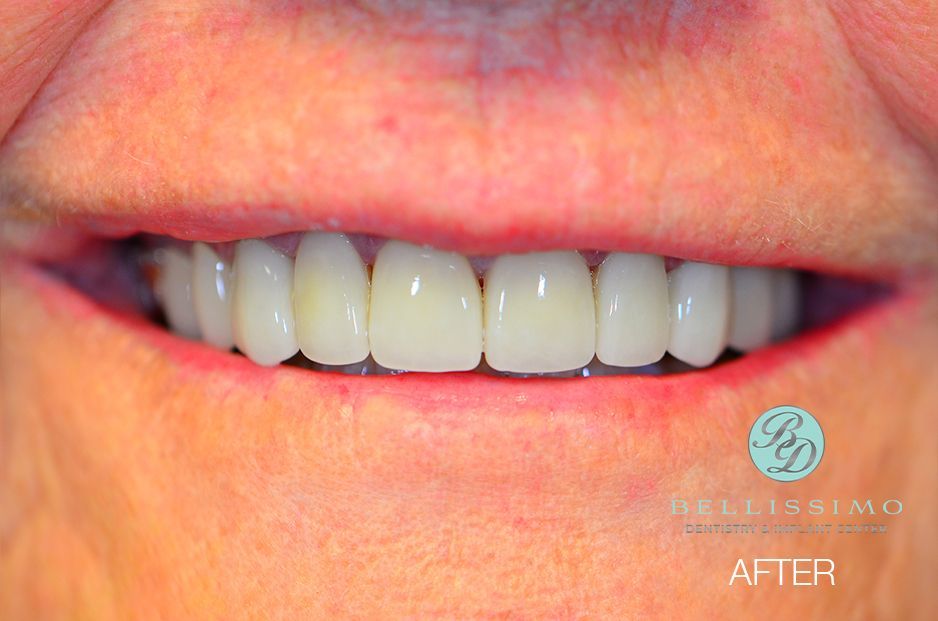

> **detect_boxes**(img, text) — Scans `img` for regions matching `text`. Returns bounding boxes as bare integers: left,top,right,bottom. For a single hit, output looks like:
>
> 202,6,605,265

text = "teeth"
484,251,595,373
154,247,201,339
594,253,669,366
771,270,801,340
153,234,809,374
727,267,774,352
191,242,234,349
667,261,730,367
368,240,483,372
294,232,371,365
231,239,298,366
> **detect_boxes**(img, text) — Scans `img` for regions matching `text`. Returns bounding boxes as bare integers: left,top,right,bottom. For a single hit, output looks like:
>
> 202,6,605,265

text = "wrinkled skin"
1,1,937,618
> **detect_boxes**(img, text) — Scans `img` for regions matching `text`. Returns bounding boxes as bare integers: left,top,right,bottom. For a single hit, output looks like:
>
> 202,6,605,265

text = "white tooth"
368,240,482,372
484,251,595,373
727,267,774,352
191,242,234,349
231,239,298,366
594,253,669,366
154,246,201,339
771,270,801,340
667,261,730,367
294,232,370,365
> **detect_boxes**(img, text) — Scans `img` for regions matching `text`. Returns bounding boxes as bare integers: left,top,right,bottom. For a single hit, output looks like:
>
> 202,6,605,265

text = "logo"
749,406,824,482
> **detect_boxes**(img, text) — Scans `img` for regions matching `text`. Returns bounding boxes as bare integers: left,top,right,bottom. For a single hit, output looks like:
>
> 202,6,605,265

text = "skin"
2,0,937,618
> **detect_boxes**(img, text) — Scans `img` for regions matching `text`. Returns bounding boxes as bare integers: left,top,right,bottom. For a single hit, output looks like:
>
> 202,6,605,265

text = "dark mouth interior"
40,233,893,378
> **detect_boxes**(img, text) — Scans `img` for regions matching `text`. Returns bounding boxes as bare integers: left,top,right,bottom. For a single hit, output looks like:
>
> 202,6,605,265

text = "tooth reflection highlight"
484,251,595,373
294,232,370,365
154,246,201,340
369,240,482,372
594,253,669,366
667,261,730,367
232,239,298,366
727,267,773,352
191,242,234,349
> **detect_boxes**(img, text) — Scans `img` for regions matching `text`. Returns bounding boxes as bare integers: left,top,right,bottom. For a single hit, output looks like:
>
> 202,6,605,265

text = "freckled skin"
2,1,938,618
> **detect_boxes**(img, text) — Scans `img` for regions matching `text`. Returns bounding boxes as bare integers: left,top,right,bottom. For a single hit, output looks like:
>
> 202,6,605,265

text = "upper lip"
0,1,936,283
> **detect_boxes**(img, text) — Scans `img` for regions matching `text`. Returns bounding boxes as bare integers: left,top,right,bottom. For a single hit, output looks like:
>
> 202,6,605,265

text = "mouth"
2,0,936,392
5,221,898,384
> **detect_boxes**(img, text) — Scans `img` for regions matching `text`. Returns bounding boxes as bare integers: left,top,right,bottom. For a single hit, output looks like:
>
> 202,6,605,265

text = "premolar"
483,251,596,373
727,267,773,352
772,270,801,340
232,239,298,366
154,246,200,340
191,242,234,349
369,240,483,372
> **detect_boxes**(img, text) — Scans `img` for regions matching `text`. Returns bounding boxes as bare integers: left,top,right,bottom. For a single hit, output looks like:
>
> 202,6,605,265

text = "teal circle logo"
749,406,824,482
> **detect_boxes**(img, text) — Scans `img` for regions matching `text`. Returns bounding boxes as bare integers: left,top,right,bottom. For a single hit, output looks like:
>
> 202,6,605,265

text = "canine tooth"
727,267,774,352
369,240,482,371
772,270,801,340
294,232,370,365
154,246,201,339
232,239,298,366
191,242,234,349
484,251,595,373
667,262,730,367
594,253,669,366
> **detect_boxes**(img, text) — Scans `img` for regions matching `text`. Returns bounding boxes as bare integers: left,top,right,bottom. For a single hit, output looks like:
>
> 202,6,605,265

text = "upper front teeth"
369,240,483,372
154,237,802,373
294,232,371,366
594,253,669,367
484,251,596,373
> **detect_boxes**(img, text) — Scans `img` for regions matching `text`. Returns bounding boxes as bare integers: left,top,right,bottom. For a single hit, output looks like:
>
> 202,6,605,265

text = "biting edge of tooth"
594,253,669,367
231,239,299,366
368,240,483,372
667,261,731,367
771,270,801,340
483,251,596,373
191,242,235,349
154,246,201,340
727,266,774,352
294,232,371,365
